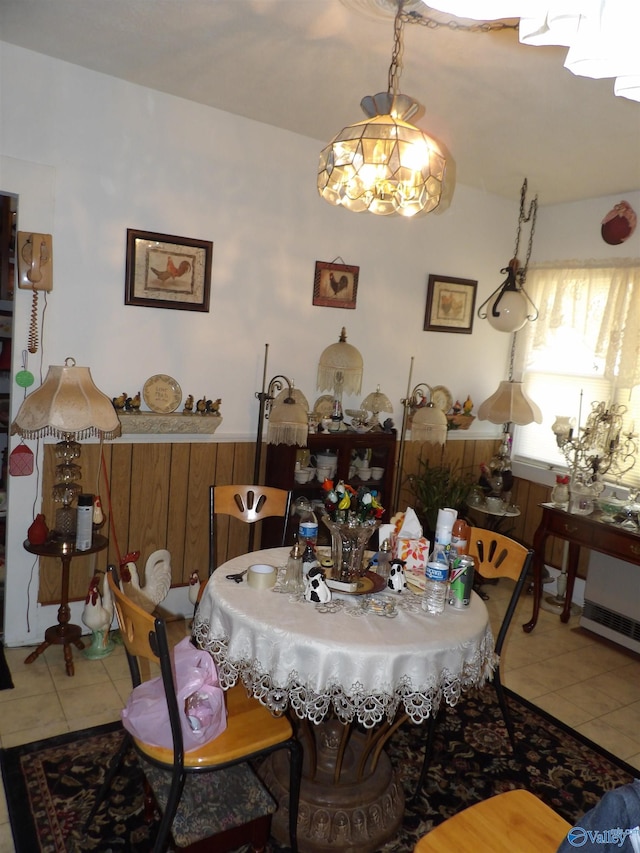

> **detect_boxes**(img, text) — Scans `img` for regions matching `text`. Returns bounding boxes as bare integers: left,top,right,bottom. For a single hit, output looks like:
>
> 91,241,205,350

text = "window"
512,260,640,488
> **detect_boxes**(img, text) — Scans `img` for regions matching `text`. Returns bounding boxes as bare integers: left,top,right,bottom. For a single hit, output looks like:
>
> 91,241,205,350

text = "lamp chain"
513,178,538,286
387,0,406,96
401,9,518,33
388,1,516,96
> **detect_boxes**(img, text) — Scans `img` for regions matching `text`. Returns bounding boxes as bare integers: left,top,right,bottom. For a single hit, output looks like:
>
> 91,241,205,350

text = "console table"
23,534,109,675
522,503,640,633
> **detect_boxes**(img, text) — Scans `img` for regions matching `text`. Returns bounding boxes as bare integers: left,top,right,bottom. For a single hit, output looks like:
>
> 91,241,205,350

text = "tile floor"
0,586,638,851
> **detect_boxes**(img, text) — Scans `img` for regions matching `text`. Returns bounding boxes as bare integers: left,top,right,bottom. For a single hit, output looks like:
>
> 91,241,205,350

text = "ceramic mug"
316,466,331,482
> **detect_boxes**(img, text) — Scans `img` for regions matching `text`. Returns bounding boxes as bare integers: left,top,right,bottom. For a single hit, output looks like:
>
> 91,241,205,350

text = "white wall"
1,42,638,645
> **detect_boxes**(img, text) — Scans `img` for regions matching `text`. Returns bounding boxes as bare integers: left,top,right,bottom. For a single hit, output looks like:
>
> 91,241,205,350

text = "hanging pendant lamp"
477,178,540,333
318,0,448,218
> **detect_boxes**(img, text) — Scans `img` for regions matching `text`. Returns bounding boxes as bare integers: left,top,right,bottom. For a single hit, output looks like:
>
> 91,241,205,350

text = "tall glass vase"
322,517,379,582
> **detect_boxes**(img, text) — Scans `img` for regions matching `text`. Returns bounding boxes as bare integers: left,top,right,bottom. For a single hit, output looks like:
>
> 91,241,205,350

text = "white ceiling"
1,0,639,205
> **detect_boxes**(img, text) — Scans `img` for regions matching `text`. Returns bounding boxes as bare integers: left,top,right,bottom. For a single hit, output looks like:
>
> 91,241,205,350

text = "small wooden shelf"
118,412,222,435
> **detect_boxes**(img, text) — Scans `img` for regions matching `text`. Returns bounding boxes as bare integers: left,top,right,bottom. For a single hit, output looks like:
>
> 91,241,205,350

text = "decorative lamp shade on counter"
361,385,394,428
317,327,364,399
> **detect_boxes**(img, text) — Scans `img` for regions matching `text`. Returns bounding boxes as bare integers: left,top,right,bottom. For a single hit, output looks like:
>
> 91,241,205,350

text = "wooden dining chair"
86,566,301,853
410,528,533,803
209,484,292,575
413,789,571,852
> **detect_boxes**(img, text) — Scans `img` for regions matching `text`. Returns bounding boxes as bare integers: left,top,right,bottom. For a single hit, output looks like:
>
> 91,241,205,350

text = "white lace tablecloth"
193,547,497,728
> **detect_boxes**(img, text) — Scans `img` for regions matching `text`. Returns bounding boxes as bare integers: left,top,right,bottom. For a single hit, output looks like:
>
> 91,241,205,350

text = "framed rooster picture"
125,229,213,312
424,274,477,334
313,260,359,309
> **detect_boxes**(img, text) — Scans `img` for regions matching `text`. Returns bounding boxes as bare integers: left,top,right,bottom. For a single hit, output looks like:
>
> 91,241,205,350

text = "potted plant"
406,459,475,542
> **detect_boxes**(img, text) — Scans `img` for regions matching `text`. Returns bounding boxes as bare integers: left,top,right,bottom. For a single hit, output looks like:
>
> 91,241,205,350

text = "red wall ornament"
601,201,637,245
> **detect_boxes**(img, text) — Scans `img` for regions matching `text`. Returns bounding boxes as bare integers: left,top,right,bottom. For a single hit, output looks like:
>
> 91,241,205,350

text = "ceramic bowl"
371,467,384,481
485,496,505,513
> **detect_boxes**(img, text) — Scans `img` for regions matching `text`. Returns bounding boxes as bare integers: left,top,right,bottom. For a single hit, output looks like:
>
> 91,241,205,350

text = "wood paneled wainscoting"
39,440,258,606
38,436,572,607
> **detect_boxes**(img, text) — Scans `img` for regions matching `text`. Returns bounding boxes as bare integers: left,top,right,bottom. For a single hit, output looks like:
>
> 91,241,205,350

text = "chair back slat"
209,485,292,574
468,527,528,585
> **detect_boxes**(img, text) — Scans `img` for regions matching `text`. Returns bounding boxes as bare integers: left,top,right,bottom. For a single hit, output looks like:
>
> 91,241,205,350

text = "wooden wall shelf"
118,412,222,435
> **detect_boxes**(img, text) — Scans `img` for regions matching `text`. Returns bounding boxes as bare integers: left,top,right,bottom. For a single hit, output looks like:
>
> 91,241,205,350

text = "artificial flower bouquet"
320,479,385,525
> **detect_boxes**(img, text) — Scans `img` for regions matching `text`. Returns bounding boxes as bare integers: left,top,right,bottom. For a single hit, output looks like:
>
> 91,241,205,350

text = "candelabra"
553,401,637,487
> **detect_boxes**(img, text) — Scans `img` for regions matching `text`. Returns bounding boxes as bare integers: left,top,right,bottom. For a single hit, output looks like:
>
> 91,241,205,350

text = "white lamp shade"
317,328,364,396
361,386,393,415
477,380,542,425
410,404,448,445
487,289,529,333
266,399,309,446
274,387,309,412
11,359,121,440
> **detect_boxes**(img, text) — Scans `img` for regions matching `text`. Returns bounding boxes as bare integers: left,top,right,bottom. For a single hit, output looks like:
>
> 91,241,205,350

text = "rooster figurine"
120,549,172,614
81,572,115,659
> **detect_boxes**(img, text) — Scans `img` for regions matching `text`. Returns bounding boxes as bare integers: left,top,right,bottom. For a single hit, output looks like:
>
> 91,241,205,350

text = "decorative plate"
143,374,182,413
329,571,387,595
431,385,453,413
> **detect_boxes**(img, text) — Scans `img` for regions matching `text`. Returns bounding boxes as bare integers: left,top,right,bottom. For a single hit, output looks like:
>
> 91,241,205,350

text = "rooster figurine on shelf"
81,571,115,659
119,549,172,614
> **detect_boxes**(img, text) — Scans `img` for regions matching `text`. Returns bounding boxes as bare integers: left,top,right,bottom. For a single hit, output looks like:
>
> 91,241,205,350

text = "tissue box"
392,535,430,587
387,510,430,589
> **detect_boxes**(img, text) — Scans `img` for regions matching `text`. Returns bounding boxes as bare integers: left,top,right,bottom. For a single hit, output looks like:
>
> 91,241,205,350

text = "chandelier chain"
388,0,406,95
513,178,538,284
402,9,518,33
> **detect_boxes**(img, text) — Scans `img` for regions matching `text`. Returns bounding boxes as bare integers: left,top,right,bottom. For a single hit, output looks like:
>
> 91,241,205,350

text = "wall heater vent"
579,555,640,654
582,600,640,643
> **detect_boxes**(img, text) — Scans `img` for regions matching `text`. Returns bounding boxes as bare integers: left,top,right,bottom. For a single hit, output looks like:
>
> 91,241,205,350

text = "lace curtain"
514,259,640,390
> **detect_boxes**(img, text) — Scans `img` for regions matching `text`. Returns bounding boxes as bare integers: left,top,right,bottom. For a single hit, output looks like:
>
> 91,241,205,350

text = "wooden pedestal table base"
23,535,108,676
261,717,405,853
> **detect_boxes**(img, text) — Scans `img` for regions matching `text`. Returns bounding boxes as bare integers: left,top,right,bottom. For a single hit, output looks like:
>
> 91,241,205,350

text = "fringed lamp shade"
266,398,309,446
361,385,393,427
317,328,364,397
11,358,121,440
477,380,542,426
411,403,448,445
274,386,309,413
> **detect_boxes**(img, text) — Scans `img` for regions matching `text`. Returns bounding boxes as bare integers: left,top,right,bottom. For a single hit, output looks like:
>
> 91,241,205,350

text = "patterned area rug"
0,687,636,852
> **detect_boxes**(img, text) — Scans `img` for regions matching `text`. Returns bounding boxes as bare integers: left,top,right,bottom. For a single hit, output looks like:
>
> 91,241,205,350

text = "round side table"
23,534,108,676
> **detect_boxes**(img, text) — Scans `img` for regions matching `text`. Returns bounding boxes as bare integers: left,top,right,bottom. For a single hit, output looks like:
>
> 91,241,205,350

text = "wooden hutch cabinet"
262,429,397,548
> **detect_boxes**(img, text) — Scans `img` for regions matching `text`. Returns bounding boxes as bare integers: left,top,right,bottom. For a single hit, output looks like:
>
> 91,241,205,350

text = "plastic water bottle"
299,505,318,550
422,557,450,615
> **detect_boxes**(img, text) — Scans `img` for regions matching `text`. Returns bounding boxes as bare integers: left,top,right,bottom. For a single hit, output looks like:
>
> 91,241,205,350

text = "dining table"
193,546,497,853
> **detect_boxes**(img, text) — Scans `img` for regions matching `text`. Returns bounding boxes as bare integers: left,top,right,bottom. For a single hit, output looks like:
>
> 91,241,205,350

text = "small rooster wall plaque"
313,259,359,310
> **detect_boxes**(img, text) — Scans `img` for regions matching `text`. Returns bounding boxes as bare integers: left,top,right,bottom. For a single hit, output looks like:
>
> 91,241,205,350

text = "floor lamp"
393,357,447,513
252,344,308,550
